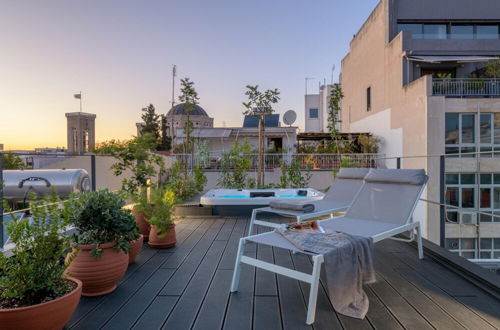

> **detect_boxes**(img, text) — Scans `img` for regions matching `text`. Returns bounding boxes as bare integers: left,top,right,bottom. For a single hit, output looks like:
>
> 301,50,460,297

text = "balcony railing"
433,78,500,97
171,153,382,170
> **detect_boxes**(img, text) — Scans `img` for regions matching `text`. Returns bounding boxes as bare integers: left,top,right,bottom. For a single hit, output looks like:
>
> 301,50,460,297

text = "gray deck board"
69,217,500,330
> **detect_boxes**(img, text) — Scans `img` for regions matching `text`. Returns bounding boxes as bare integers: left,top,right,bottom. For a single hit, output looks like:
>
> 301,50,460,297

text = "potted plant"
128,224,143,265
131,192,153,242
65,190,137,296
0,194,82,330
147,187,177,248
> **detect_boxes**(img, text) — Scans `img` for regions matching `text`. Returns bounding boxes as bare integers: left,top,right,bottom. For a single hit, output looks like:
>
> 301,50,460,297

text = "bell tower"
65,112,96,154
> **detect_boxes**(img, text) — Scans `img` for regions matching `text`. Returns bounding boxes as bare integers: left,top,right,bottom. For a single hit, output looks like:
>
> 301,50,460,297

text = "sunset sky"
0,0,378,150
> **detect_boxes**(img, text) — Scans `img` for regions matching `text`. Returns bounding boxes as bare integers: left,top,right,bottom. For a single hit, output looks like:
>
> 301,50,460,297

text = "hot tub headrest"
336,168,370,180
364,169,427,185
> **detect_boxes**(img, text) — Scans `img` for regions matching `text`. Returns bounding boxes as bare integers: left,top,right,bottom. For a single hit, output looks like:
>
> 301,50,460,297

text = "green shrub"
217,140,253,189
278,159,312,188
0,193,73,307
67,190,138,258
193,166,207,193
147,187,176,237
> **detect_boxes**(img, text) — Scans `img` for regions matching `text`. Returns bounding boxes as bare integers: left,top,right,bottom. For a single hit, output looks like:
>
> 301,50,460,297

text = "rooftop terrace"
67,216,500,330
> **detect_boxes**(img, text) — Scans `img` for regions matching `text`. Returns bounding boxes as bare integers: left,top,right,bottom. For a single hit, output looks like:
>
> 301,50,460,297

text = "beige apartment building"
341,0,500,259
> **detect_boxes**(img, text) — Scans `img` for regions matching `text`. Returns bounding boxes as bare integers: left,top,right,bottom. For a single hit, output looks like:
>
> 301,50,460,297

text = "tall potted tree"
242,85,280,187
0,194,82,330
65,190,138,296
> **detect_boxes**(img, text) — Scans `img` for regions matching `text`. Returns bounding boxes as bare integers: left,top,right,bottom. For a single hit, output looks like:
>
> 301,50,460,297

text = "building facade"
65,112,96,154
305,84,338,133
341,0,500,258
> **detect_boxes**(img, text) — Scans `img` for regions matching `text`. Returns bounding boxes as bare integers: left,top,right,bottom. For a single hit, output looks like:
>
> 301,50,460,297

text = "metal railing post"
439,155,445,248
0,153,4,248
90,154,96,191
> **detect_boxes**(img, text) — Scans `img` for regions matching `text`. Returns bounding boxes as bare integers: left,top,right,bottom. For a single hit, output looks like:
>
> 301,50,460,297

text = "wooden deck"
67,217,500,330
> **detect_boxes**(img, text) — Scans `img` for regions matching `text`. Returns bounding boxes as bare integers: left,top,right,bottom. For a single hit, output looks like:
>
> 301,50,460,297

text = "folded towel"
269,201,315,213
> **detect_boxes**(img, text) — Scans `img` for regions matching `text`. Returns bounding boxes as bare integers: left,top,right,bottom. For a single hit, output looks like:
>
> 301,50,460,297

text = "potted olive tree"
65,190,138,296
94,133,165,242
0,195,82,330
147,187,177,248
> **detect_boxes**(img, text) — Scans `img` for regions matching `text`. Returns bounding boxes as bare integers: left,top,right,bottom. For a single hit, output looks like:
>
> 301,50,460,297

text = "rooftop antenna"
331,64,336,85
305,77,314,95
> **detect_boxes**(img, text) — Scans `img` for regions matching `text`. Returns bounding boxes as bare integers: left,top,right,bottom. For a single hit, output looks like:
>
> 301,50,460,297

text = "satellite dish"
283,110,297,126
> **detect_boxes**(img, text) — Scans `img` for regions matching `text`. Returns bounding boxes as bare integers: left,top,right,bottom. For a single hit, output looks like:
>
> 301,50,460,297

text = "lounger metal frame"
248,205,348,236
231,179,427,325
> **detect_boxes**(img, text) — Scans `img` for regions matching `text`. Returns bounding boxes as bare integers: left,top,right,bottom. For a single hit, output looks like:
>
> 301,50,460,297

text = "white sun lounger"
231,169,428,324
247,168,369,235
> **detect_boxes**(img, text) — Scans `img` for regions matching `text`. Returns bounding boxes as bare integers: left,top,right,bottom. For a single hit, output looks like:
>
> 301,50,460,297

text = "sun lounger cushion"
336,168,370,180
364,169,427,185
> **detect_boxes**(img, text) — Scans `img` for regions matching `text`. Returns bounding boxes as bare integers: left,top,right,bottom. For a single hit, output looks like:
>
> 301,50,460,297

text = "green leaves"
147,187,176,236
242,85,280,116
327,84,344,153
66,190,139,257
0,192,72,304
217,139,254,189
94,134,165,197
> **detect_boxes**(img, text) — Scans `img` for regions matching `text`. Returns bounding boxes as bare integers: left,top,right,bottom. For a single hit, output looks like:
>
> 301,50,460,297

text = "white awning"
177,128,232,138
407,55,498,63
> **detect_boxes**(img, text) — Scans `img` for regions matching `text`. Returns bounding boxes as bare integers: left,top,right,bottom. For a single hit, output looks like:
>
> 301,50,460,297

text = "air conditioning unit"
461,213,477,224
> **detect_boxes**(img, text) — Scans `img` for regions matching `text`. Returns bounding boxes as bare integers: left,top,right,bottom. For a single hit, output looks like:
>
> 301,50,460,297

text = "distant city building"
0,144,3,151
341,0,500,256
305,84,338,133
66,112,96,154
136,103,214,145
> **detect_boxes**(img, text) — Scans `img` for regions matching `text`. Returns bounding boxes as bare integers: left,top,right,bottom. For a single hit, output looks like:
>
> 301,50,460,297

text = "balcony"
433,78,500,98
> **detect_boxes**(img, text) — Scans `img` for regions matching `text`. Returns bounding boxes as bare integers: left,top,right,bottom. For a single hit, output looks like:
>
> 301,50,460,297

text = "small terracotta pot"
0,277,82,330
134,212,151,242
128,235,144,264
66,242,128,296
148,224,177,248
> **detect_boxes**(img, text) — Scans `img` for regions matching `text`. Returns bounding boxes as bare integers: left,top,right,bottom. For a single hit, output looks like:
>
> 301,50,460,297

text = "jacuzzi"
200,188,324,216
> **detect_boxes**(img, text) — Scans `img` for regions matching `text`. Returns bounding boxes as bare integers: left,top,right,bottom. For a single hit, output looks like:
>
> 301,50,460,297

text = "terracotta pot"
66,242,128,296
148,224,177,248
134,212,151,242
0,277,82,330
128,234,144,264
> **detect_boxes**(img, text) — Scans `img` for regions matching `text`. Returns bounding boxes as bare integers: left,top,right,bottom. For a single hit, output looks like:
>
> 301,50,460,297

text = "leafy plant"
332,158,357,178
193,166,207,193
242,85,280,186
147,187,176,237
164,161,198,202
67,190,138,258
327,84,344,154
2,152,25,170
357,134,380,153
0,193,73,308
278,159,312,188
217,140,253,189
178,78,200,177
94,133,165,197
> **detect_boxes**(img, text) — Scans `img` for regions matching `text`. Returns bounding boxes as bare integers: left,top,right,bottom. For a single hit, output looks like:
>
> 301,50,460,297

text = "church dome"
167,103,209,117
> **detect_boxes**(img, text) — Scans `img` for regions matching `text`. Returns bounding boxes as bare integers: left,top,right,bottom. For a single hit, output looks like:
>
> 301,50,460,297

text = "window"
446,173,500,224
397,24,423,38
309,108,319,119
476,25,499,39
445,113,500,158
445,238,477,258
450,25,474,40
423,24,447,39
479,238,500,259
366,87,371,111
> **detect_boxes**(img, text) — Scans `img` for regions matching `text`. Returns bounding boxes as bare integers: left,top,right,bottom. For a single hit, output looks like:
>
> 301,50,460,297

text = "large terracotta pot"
148,224,177,248
66,242,128,296
129,234,144,264
0,277,82,330
134,212,151,242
